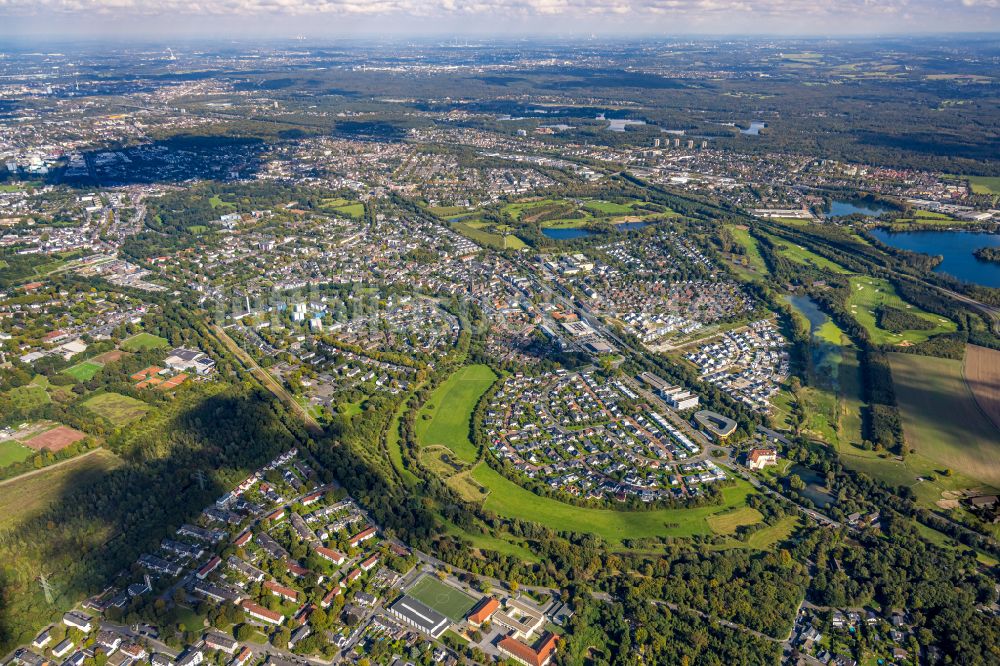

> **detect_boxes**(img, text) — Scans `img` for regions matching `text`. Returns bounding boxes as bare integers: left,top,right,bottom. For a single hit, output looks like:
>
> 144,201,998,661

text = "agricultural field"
406,574,479,622
415,364,497,463
890,352,1000,488
121,332,169,352
0,449,121,529
62,360,103,382
847,277,955,345
82,392,152,425
964,344,1000,431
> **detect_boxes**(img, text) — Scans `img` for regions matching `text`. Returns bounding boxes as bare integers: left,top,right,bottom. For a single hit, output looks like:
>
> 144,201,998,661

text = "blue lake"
871,229,1000,288
542,227,592,240
827,199,891,217
618,221,649,231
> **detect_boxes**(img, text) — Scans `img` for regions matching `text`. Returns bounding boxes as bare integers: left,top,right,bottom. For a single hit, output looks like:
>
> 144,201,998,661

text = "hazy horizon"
1,1,999,40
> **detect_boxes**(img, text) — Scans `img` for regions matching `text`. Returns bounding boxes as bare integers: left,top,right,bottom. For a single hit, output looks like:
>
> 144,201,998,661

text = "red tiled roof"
467,597,499,625
498,632,559,666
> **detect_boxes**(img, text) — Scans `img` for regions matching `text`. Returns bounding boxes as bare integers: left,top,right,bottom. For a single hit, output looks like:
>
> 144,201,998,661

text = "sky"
0,0,998,38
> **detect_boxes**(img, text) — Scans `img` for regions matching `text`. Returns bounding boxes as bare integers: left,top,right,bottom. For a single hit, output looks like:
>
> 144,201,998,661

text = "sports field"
23,425,87,452
82,392,151,424
890,352,1000,487
472,462,757,541
847,277,955,345
406,574,478,622
121,332,169,351
415,364,497,463
63,360,103,381
0,449,120,529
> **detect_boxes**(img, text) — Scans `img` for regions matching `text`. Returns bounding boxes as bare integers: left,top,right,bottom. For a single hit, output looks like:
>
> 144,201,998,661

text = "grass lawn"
765,234,850,273
473,462,757,542
187,225,210,234
82,392,152,425
62,360,103,382
729,226,769,275
847,277,955,345
968,176,1000,196
406,574,478,621
0,449,121,529
0,439,32,466
743,515,801,550
427,205,469,217
583,199,636,214
706,506,764,535
171,604,208,631
452,221,526,250
332,203,364,218
889,352,1000,488
208,195,235,210
121,332,169,352
415,364,497,463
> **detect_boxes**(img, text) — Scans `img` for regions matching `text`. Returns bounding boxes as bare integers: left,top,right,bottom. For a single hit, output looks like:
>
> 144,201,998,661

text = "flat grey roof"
388,595,450,637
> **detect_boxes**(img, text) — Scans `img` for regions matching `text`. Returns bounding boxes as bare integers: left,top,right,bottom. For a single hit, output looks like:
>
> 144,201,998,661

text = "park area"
406,574,478,622
415,364,497,462
847,277,955,345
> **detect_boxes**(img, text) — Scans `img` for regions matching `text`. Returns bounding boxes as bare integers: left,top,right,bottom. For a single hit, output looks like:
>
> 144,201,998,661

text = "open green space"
386,397,420,487
765,234,850,273
82,392,152,425
62,360,103,382
452,221,526,250
415,364,497,463
208,195,235,210
889,352,1000,488
331,203,364,218
582,199,638,214
0,449,121,529
6,382,51,410
427,205,470,217
439,519,538,561
706,506,764,535
121,332,169,352
967,176,1000,196
0,439,32,466
406,574,478,622
847,277,956,345
729,226,768,276
473,462,758,542
187,225,210,234
743,515,801,550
